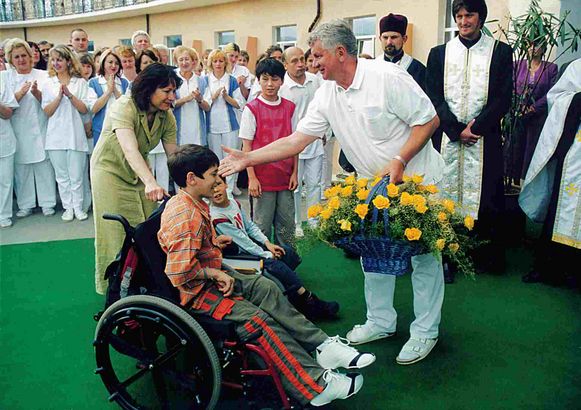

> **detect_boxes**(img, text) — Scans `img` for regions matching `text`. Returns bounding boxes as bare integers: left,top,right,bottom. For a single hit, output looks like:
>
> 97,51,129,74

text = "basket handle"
359,176,391,236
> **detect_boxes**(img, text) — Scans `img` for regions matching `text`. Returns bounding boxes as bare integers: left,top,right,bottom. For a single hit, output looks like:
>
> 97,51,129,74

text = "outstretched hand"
219,146,250,176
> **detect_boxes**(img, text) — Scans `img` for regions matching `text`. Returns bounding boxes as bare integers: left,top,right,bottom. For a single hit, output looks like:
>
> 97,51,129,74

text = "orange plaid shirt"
158,190,223,306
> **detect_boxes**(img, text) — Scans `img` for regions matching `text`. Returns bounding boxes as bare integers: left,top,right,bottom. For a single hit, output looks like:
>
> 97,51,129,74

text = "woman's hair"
136,48,159,73
307,19,358,57
304,48,312,60
131,63,182,111
265,44,283,57
206,49,230,74
4,38,33,65
47,44,83,78
172,46,199,65
79,53,95,79
115,46,135,59
27,41,47,70
97,49,122,78
255,52,267,67
240,50,250,62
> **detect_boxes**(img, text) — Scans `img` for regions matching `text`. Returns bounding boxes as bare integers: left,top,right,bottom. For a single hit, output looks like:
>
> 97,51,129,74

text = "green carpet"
0,239,579,409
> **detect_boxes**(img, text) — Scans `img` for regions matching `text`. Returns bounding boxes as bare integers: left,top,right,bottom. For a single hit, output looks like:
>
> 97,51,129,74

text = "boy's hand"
216,235,232,249
265,241,285,259
219,146,250,176
248,177,262,198
207,268,235,297
288,173,298,191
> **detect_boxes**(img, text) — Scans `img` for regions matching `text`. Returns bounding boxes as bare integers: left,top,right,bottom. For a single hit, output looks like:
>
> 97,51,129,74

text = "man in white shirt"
220,19,445,365
279,46,325,236
131,30,151,53
70,28,89,55
224,43,251,100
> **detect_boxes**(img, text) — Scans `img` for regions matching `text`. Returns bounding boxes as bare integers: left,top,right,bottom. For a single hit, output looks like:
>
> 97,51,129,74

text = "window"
119,39,132,46
274,25,297,50
165,35,182,48
88,40,95,52
444,0,459,42
350,16,376,57
216,31,235,49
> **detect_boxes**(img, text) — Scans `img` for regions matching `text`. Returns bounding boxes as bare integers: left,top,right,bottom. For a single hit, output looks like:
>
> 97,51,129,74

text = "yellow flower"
403,175,411,182
412,194,427,207
387,183,399,198
464,215,475,231
400,192,413,205
449,243,460,253
424,184,439,194
323,185,342,199
415,203,428,214
307,204,324,218
436,239,446,251
437,212,448,222
340,185,354,197
328,196,341,210
344,175,356,185
372,195,390,209
354,204,369,220
320,208,333,220
337,219,352,231
371,176,382,187
357,178,369,189
442,199,455,214
404,227,422,241
412,174,424,184
356,189,370,201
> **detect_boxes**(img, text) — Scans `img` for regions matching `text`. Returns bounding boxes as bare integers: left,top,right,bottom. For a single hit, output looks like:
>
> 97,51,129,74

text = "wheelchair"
93,203,296,410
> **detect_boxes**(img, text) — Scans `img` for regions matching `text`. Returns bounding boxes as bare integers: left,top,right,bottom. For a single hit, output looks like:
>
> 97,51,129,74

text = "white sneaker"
74,208,88,221
295,225,304,237
61,209,74,222
16,208,32,218
232,186,242,196
396,337,438,365
316,336,376,370
346,323,395,346
42,207,55,216
0,218,12,228
310,370,363,407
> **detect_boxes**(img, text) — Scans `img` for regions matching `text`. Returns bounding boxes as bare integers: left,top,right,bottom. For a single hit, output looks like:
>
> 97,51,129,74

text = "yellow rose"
437,212,448,222
371,176,382,187
357,178,369,189
400,192,413,206
372,195,390,209
320,208,333,220
464,215,475,231
341,185,354,197
404,227,422,241
328,196,341,210
356,189,370,201
412,194,427,207
442,199,455,214
436,239,446,251
387,183,399,198
412,174,424,184
323,188,334,199
354,204,369,220
337,219,352,231
345,175,356,185
415,203,428,214
448,243,460,253
403,175,411,182
425,184,439,194
307,204,324,218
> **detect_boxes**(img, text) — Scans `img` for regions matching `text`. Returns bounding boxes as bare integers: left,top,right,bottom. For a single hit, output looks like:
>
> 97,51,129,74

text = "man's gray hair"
307,19,358,57
153,44,168,52
131,30,150,47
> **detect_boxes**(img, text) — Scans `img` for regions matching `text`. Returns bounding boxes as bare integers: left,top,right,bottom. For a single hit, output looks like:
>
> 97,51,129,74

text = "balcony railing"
1,0,153,22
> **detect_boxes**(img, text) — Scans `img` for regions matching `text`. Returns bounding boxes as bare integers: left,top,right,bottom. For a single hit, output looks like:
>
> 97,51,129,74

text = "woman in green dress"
91,63,182,294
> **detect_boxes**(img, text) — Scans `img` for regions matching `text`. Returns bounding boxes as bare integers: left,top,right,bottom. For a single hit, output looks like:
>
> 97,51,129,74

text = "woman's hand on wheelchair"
207,268,235,297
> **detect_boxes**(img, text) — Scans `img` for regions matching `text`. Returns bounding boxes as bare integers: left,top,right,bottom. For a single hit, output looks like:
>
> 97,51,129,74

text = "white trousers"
0,155,14,220
148,153,169,192
362,252,444,339
294,155,323,226
14,158,57,210
48,150,87,211
208,130,239,193
320,138,336,191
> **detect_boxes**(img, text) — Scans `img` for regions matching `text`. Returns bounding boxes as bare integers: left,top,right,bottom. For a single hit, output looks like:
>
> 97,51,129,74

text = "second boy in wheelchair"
158,144,376,406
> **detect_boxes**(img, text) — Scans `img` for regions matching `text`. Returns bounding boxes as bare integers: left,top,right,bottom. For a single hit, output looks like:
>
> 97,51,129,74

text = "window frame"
273,24,298,50
348,15,377,57
216,30,235,50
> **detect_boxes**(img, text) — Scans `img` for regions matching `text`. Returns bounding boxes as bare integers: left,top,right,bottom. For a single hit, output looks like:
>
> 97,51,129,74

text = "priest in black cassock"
376,13,426,91
425,0,512,273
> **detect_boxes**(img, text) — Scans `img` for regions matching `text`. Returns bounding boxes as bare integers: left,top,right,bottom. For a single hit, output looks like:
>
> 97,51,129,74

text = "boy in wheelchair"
209,175,340,321
158,145,376,407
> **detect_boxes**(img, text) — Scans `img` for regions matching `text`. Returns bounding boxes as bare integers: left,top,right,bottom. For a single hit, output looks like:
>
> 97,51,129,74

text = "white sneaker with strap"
346,323,395,345
310,369,363,407
316,335,376,370
396,337,438,365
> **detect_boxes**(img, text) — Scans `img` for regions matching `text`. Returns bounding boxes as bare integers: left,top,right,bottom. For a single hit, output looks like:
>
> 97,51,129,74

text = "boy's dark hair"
304,48,312,59
265,44,283,57
255,58,286,81
452,0,487,27
131,63,182,111
168,145,220,188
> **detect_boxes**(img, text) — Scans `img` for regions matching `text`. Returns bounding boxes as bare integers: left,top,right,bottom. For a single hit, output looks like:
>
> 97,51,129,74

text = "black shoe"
522,270,543,283
294,292,340,321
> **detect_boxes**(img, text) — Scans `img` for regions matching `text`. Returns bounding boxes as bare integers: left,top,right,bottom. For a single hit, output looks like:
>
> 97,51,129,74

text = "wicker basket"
333,176,424,275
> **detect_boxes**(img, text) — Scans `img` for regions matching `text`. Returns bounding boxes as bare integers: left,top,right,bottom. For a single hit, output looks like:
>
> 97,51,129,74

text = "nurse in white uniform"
0,70,19,228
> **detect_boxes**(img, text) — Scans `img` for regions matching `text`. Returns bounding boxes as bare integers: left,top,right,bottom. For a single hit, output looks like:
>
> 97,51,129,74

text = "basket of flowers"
306,174,477,277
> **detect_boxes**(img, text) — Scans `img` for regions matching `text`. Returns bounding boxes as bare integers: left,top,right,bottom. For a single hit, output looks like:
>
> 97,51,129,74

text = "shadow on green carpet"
0,239,579,409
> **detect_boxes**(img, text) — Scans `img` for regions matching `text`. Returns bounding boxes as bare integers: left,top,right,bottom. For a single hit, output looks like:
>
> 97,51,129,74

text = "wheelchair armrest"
227,254,262,261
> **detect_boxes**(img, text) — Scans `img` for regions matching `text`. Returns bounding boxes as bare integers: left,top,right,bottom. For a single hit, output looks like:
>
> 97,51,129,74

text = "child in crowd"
209,175,339,320
158,144,374,407
239,58,298,248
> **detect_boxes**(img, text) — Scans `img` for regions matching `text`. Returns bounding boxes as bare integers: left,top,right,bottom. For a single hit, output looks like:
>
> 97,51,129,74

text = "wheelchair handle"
102,213,134,236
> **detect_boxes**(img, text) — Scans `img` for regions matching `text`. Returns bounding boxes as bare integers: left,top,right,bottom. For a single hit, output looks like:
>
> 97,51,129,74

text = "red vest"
247,97,296,191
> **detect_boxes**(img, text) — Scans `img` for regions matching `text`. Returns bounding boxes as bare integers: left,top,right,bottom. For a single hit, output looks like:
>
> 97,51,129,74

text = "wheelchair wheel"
94,295,221,410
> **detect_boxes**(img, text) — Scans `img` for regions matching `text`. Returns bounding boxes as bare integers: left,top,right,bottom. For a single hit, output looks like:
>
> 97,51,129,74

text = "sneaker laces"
321,369,341,385
325,335,357,353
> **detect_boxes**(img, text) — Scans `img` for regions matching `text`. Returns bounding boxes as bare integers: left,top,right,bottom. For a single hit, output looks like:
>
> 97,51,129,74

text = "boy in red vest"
239,58,298,248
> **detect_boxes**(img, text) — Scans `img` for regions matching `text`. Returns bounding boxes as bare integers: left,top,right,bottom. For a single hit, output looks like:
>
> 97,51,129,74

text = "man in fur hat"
376,13,426,90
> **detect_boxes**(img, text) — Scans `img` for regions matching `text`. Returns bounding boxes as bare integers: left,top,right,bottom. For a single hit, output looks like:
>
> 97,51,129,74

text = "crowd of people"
0,0,579,405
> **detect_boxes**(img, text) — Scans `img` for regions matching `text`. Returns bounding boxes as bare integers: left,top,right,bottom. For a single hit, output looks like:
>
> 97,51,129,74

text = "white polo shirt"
279,72,324,159
297,58,444,182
